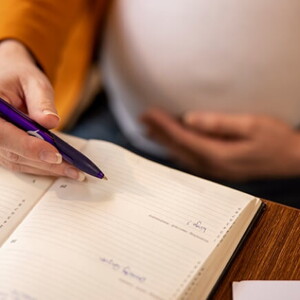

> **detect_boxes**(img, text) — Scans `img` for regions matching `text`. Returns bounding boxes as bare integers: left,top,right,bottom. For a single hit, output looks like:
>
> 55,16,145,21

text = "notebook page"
0,141,257,300
184,198,261,300
0,132,86,247
0,168,54,246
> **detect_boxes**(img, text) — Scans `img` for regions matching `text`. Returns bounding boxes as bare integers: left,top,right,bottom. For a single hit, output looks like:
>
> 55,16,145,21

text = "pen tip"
96,172,107,180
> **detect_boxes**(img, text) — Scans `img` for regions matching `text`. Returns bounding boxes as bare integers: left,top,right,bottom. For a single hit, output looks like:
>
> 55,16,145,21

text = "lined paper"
0,132,85,247
0,140,258,300
0,169,53,246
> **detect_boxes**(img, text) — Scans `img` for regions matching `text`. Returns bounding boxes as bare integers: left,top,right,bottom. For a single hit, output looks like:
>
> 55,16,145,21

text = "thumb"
183,111,253,138
23,73,60,129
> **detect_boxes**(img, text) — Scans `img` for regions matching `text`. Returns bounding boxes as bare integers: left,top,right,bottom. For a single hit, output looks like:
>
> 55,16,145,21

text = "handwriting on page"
186,220,207,233
3,186,205,300
0,142,254,300
99,257,146,283
82,142,248,247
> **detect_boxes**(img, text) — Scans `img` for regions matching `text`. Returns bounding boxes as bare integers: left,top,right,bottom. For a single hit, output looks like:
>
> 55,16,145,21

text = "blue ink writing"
99,257,146,283
187,220,207,233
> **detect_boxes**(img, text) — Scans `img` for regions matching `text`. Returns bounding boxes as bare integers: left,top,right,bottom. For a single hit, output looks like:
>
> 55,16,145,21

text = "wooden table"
211,200,300,300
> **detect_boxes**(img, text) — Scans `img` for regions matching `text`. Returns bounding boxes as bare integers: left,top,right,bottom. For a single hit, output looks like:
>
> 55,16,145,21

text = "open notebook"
0,134,264,300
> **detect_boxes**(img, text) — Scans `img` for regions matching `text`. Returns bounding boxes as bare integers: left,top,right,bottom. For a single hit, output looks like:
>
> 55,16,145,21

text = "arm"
0,0,96,179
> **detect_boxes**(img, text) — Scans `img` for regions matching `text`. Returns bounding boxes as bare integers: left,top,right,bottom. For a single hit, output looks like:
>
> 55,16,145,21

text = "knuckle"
3,150,20,163
19,136,41,159
46,163,58,173
35,77,54,95
47,161,67,175
0,158,21,172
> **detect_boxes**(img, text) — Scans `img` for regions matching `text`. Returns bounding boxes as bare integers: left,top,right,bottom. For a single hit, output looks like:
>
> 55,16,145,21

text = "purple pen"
0,97,106,179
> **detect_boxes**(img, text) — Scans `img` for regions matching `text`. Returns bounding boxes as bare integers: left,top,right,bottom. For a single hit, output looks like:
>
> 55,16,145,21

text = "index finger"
142,108,224,157
0,118,62,164
183,112,256,138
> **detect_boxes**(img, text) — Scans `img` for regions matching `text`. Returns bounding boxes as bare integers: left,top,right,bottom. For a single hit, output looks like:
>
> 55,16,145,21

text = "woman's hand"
0,40,85,180
142,108,300,181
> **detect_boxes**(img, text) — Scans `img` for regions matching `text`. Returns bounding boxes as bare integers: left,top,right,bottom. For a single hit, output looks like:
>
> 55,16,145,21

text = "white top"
101,0,300,156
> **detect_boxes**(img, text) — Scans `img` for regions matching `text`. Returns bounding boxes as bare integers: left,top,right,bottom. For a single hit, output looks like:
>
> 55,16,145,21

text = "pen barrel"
51,134,104,178
0,98,54,144
0,97,105,179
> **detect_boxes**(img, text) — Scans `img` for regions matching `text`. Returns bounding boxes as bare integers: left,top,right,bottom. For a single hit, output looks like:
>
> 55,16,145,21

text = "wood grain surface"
211,200,300,300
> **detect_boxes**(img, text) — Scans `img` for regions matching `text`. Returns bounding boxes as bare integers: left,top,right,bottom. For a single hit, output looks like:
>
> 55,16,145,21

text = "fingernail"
65,167,86,181
43,110,60,121
39,151,62,164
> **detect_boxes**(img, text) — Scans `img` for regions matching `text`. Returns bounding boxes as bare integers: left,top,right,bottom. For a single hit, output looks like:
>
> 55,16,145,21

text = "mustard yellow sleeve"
0,0,89,82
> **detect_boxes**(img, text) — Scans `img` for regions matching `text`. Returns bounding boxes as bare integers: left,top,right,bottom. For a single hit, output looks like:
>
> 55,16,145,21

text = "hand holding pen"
0,40,105,180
